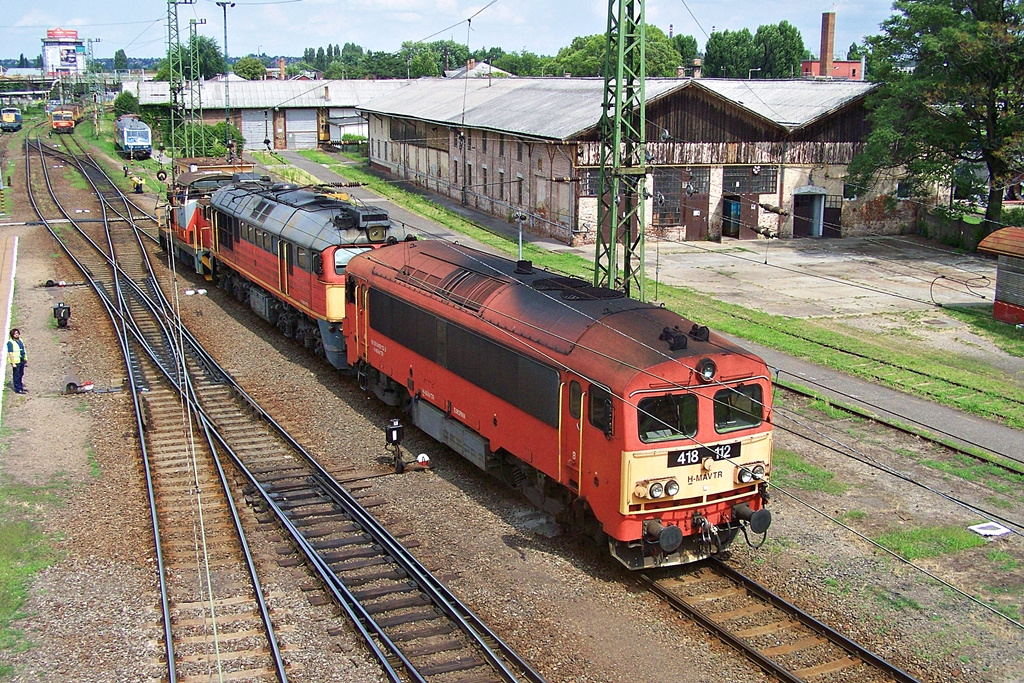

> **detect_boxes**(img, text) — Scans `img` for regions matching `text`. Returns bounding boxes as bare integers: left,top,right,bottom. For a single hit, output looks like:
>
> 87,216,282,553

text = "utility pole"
595,0,647,299
188,19,206,156
217,1,235,154
167,0,196,171
86,38,101,137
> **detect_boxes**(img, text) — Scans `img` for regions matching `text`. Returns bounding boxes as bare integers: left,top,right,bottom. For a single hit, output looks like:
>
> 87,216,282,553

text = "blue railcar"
0,107,22,132
115,115,152,159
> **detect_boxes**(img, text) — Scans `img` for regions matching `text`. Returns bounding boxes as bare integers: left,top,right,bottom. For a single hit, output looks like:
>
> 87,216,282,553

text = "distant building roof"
128,79,407,109
443,60,512,79
978,227,1024,259
4,68,46,78
358,77,878,141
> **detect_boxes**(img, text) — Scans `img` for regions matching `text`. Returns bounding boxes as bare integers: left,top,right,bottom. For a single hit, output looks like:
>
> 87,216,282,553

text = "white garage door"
285,108,318,150
241,109,271,150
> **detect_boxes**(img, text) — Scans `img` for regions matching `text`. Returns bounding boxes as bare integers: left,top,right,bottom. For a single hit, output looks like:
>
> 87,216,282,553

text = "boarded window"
723,165,778,194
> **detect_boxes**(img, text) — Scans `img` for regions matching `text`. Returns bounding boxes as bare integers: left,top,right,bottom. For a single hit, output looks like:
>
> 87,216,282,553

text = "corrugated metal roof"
359,77,685,140
358,77,877,140
978,227,1024,258
692,78,877,130
131,79,405,109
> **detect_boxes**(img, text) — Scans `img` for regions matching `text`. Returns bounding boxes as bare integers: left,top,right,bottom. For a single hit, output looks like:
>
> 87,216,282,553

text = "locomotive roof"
115,116,149,131
210,183,405,252
358,240,765,390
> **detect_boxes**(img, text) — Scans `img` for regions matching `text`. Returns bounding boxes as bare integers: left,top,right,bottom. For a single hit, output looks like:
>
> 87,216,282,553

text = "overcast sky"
1,0,896,63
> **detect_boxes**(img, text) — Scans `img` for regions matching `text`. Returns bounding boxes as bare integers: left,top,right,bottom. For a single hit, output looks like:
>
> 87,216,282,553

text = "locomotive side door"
277,240,290,295
559,377,584,491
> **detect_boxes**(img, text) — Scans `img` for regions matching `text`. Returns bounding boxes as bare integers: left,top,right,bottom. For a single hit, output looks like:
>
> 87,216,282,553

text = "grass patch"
987,549,1020,571
873,525,987,560
85,447,100,477
843,509,867,521
770,449,848,494
807,398,851,420
0,477,61,666
944,305,1024,359
920,454,1024,494
871,586,922,611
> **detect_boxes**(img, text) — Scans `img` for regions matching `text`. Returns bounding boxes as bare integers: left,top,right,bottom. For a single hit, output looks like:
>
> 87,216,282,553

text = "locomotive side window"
638,394,698,443
569,381,582,419
295,247,309,272
713,384,763,433
589,385,613,436
335,247,371,275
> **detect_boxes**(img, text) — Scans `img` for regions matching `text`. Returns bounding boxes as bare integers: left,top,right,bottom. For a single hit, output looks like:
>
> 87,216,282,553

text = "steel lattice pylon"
594,0,647,300
166,0,195,170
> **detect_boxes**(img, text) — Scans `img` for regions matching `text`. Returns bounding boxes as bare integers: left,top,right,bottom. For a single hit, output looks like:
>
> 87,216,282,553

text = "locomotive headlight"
737,467,754,484
649,482,665,499
665,480,679,496
696,358,717,383
634,484,648,499
752,464,766,480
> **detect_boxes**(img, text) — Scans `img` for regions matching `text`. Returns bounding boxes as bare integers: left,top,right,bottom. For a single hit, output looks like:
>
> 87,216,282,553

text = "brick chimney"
279,58,285,80
819,12,835,78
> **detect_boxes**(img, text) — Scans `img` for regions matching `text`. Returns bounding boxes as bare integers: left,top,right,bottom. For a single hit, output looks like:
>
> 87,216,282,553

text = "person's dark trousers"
12,362,25,392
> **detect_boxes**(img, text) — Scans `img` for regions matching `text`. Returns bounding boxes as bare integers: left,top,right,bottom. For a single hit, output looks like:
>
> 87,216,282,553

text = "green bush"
1003,207,1024,227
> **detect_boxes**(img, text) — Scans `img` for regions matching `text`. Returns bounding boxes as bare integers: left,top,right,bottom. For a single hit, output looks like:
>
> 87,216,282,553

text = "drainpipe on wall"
778,140,787,236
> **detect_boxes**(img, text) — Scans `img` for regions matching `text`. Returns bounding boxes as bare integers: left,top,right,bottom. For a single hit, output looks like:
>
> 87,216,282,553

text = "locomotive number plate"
667,442,741,467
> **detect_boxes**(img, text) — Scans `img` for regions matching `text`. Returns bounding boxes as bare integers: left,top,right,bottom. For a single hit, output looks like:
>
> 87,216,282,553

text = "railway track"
646,560,920,683
27,133,547,683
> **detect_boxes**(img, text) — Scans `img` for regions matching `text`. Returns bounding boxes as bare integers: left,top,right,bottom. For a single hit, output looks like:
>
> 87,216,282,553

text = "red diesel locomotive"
343,240,773,569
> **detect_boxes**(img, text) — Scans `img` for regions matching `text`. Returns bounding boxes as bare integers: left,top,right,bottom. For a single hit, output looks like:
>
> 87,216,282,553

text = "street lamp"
216,1,236,158
748,68,761,79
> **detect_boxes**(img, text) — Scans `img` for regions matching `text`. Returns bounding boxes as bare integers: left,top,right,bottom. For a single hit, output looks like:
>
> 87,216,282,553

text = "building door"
723,196,742,238
823,196,842,238
284,109,318,150
682,168,710,241
241,109,269,150
793,192,824,237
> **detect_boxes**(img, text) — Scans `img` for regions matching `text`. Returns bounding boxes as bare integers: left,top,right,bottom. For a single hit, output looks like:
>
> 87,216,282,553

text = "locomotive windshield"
335,246,372,275
713,384,763,433
637,394,698,443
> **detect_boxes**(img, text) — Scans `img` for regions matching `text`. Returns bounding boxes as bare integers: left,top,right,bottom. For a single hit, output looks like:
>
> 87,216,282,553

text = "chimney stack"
279,58,285,80
819,12,835,78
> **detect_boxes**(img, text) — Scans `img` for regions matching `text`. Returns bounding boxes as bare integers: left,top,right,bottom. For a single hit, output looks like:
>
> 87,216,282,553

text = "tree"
114,49,128,71
18,54,29,68
113,91,139,117
234,56,266,80
154,35,226,80
671,34,699,64
849,0,1024,232
493,50,548,76
753,21,805,78
547,27,680,78
703,28,757,78
847,42,864,60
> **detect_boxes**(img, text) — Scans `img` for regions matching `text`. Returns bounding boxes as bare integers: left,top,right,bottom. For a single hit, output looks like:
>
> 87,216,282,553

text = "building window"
467,163,473,191
499,135,505,157
482,167,488,196
482,134,487,153
453,160,458,185
843,183,858,200
581,169,601,197
517,174,524,204
466,130,472,149
537,157,543,171
517,141,523,162
722,165,778,194
499,170,505,200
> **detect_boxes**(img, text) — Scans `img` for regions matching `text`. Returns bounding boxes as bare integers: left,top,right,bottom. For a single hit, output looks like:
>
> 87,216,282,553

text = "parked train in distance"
164,176,773,569
115,114,152,159
0,107,22,132
49,104,83,133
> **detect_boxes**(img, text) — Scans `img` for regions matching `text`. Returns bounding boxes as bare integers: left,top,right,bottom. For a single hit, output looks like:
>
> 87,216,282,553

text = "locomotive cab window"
638,393,698,443
589,385,613,436
569,380,582,419
714,384,763,433
335,247,371,275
